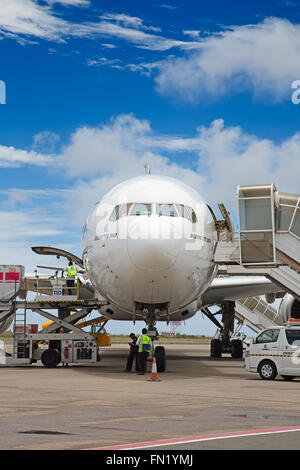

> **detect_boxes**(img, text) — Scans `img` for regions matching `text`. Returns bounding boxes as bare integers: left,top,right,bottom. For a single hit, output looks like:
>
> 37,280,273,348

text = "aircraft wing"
201,276,285,306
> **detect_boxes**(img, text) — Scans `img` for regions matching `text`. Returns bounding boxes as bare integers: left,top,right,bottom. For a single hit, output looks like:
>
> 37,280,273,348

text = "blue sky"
1,0,300,335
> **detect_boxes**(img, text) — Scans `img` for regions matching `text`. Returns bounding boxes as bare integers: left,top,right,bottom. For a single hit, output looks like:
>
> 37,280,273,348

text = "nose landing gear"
140,305,166,372
202,301,244,359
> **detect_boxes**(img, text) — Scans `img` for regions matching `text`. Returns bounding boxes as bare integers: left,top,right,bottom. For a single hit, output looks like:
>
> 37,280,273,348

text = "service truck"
245,320,300,380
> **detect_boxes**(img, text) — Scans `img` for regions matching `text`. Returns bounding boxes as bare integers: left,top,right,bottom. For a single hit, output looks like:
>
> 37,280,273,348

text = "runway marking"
88,426,300,450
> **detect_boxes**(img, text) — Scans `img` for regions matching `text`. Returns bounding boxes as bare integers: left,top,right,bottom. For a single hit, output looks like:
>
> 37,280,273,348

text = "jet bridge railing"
238,184,277,265
277,192,300,240
237,184,300,267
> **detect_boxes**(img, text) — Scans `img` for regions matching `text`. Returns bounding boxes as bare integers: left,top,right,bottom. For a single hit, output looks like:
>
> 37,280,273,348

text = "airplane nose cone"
127,218,181,272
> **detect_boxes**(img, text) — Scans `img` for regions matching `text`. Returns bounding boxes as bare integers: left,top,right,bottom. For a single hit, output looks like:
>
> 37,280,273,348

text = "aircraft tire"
211,339,222,357
231,339,243,358
155,346,166,372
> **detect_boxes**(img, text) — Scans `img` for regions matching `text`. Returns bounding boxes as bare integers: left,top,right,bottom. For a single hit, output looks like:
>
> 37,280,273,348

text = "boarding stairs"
234,296,282,334
215,184,300,300
213,184,300,333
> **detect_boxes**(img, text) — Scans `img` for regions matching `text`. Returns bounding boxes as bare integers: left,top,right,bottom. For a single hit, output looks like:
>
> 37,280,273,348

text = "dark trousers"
137,351,148,374
66,279,74,295
126,348,139,371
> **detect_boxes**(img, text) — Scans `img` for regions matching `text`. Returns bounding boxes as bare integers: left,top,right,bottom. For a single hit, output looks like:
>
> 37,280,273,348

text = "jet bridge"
215,184,300,300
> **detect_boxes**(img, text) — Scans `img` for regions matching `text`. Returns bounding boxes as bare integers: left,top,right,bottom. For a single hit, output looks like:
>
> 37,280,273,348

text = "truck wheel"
231,339,243,358
281,375,295,381
41,349,60,368
258,360,277,380
155,346,166,372
211,339,222,357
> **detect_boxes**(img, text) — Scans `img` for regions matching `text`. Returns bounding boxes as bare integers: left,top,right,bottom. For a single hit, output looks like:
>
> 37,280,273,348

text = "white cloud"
0,144,54,167
0,188,73,209
87,57,122,68
0,210,64,240
124,60,163,76
101,43,117,49
55,114,300,225
0,209,65,271
73,20,198,51
156,17,300,102
0,1,199,51
2,114,300,228
45,0,90,5
182,30,201,39
0,190,80,271
33,130,60,153
160,4,178,10
0,0,72,42
99,13,161,32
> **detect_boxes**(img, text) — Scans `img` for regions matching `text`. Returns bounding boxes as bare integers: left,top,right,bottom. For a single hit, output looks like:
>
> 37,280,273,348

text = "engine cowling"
279,293,300,323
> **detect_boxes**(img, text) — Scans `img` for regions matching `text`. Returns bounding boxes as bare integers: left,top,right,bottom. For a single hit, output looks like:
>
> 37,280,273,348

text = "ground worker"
136,328,152,375
124,333,139,372
65,261,77,295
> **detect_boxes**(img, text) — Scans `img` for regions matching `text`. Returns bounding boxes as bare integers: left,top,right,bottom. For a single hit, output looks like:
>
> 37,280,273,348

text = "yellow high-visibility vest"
66,265,77,278
138,335,151,353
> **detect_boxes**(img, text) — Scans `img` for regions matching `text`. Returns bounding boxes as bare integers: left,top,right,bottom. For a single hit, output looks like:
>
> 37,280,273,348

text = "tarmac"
1,342,300,450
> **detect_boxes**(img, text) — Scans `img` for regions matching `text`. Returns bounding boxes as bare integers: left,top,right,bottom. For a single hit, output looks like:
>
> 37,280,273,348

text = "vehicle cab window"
285,329,300,346
255,329,280,344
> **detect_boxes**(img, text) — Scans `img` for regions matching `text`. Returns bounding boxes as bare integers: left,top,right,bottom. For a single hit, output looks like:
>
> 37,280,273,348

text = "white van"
245,321,300,381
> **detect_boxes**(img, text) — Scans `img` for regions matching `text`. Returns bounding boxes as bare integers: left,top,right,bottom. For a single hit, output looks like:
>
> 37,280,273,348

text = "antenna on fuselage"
144,163,151,175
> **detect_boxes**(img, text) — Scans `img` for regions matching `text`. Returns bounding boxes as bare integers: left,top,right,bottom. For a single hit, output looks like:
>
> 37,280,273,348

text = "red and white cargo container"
0,265,25,301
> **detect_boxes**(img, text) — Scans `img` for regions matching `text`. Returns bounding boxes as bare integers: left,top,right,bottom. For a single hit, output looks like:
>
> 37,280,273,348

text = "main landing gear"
202,301,244,359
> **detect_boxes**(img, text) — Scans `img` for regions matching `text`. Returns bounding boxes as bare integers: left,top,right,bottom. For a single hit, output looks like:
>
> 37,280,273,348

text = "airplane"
2,173,292,371
79,173,287,369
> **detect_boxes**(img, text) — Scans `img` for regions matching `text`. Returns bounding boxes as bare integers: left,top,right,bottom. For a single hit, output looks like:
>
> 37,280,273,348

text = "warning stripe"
249,354,300,358
38,300,85,303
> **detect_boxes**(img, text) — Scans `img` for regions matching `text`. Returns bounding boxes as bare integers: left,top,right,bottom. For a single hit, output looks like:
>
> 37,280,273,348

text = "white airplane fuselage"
82,175,217,322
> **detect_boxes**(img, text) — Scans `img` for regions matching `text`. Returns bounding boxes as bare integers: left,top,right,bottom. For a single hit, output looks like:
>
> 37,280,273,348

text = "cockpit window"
158,204,177,217
109,202,198,222
109,205,119,222
129,203,152,216
186,206,197,223
176,204,191,221
175,204,197,222
110,203,152,221
109,204,129,222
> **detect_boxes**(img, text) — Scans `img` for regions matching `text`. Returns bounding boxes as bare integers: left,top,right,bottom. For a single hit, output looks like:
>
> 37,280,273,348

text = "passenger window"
130,203,152,216
158,204,177,217
285,330,300,346
256,329,280,343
